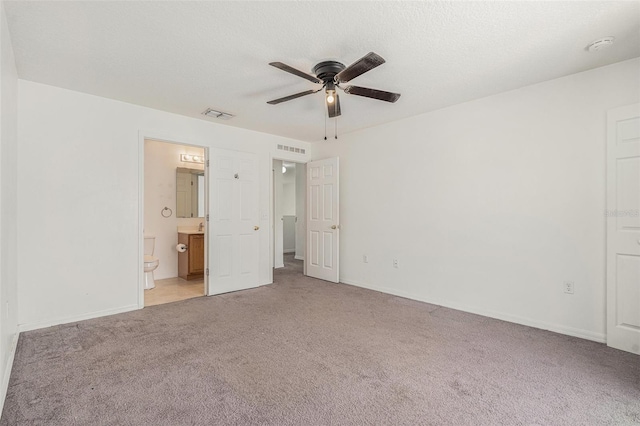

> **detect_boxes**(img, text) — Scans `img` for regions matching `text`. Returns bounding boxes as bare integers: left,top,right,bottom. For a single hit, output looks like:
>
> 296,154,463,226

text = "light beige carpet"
2,255,639,425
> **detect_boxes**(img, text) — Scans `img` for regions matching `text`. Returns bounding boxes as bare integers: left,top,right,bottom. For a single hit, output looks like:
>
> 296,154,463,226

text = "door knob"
254,226,260,231
331,225,337,229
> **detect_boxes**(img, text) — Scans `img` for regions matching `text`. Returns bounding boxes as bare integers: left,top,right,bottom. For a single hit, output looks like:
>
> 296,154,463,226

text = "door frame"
137,130,210,309
269,154,307,277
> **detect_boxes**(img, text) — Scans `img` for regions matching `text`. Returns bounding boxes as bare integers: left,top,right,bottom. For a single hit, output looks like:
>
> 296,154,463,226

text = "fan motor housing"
312,61,346,82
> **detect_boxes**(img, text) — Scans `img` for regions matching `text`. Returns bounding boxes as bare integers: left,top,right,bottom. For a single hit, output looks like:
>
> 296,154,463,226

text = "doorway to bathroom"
143,138,208,307
272,159,306,275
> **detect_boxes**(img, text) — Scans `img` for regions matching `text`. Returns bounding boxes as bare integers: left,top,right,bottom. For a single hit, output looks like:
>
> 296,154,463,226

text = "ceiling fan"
267,52,401,118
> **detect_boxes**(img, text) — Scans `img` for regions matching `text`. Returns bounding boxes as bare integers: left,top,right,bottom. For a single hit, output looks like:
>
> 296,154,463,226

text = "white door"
306,157,339,283
607,103,640,354
209,148,260,295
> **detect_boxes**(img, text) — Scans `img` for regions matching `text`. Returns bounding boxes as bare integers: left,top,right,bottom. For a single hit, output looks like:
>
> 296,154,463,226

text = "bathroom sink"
177,226,205,234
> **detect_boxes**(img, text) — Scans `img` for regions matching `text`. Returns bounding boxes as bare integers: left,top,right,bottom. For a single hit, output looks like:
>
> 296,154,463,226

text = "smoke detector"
587,37,615,52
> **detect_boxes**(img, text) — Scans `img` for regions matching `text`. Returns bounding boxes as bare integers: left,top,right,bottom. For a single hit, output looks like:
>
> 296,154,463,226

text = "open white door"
306,157,339,283
607,103,640,354
208,148,260,295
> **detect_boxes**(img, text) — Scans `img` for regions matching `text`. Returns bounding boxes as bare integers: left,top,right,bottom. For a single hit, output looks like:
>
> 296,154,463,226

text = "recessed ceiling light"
587,37,615,52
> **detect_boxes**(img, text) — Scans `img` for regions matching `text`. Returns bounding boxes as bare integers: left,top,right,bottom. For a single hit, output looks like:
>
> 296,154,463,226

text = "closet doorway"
272,159,306,274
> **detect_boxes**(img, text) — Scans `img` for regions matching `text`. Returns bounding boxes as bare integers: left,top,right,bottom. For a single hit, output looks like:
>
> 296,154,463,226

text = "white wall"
144,140,204,280
283,216,296,253
282,164,296,215
0,0,18,409
282,164,296,253
312,58,640,342
282,185,295,215
17,81,310,330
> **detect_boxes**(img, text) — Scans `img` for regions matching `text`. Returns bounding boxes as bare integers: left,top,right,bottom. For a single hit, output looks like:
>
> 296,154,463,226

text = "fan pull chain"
324,111,327,140
335,117,338,139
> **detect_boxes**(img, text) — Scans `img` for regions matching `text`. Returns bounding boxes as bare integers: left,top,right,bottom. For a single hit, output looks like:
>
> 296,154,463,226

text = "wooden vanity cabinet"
178,233,205,280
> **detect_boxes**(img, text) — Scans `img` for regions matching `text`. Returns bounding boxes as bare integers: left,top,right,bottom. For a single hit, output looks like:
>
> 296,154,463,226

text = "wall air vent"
277,144,305,155
202,108,235,120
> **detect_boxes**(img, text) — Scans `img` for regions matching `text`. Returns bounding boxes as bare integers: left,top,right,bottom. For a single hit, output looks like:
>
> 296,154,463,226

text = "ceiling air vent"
277,144,305,155
202,108,234,120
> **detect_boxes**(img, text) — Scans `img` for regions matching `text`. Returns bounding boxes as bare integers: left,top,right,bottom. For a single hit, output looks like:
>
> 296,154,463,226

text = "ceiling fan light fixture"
326,80,336,104
326,90,335,104
266,52,400,123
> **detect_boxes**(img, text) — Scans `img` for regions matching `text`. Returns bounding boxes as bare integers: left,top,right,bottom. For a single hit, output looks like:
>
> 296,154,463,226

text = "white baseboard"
0,332,19,416
17,304,140,333
294,255,305,261
339,278,606,343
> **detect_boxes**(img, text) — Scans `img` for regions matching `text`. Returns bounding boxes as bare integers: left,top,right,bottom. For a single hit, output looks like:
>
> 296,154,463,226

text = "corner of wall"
0,332,18,415
0,0,20,412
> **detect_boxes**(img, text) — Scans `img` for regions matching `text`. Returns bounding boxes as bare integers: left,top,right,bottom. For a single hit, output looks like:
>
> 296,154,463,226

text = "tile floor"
144,276,205,307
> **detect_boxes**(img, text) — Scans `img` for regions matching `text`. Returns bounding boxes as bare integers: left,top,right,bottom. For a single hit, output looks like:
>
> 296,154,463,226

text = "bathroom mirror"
176,167,205,218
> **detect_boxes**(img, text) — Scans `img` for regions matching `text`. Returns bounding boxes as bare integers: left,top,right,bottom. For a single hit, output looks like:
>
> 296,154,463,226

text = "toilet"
143,236,160,290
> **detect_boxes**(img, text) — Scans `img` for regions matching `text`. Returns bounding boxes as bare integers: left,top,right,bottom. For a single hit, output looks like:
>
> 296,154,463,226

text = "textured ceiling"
4,1,640,142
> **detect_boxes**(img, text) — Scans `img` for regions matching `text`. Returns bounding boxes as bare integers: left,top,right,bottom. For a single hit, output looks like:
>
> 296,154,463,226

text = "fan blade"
328,93,341,118
343,85,401,103
267,90,317,105
269,62,322,84
335,52,385,83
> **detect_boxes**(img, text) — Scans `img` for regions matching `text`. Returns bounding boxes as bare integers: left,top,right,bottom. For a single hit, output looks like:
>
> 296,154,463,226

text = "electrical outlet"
564,281,574,294
363,255,368,263
393,259,399,269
